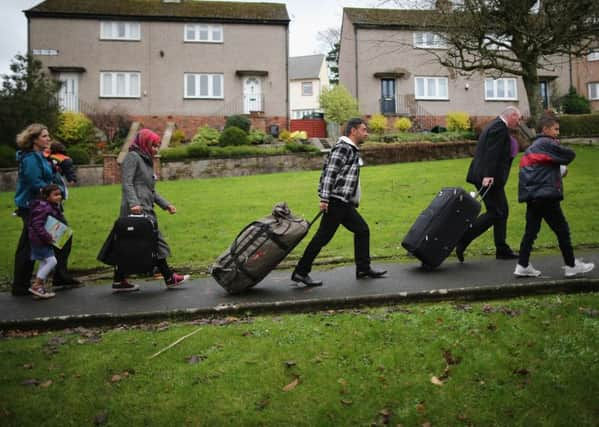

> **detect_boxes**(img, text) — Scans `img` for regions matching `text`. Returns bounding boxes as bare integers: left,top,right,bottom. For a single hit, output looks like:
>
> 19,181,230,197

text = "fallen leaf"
416,403,426,414
422,422,432,427
284,360,297,368
110,374,122,383
282,377,299,392
340,399,353,406
22,363,34,370
443,349,461,365
21,379,39,386
186,355,206,365
255,397,270,410
430,376,444,386
242,331,254,337
93,411,108,426
39,380,53,388
337,378,348,387
513,368,530,376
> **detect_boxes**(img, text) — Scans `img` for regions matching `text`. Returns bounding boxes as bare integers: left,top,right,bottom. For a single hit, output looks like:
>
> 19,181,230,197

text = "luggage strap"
476,183,493,200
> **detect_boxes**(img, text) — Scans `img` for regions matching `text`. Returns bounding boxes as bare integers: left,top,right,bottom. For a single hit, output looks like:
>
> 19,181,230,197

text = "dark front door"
539,80,549,110
381,79,396,114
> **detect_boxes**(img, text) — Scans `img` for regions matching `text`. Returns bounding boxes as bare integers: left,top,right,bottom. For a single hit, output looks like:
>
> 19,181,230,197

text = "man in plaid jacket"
291,118,387,287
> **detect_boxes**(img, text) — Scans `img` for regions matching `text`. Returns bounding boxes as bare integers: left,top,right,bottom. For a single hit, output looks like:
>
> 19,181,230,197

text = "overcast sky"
0,0,384,77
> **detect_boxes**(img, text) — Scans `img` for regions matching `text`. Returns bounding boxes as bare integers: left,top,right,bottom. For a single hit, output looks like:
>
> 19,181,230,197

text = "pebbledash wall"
0,141,476,191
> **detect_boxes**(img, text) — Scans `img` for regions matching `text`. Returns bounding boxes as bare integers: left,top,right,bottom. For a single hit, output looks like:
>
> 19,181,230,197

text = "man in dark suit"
456,106,522,262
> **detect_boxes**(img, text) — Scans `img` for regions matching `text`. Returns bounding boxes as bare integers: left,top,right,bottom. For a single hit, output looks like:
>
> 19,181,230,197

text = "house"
338,7,571,127
25,0,290,134
288,54,329,119
573,50,599,111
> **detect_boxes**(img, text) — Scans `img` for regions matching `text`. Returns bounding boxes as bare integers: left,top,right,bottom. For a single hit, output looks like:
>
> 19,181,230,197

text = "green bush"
559,114,599,137
187,142,210,158
0,145,17,168
368,114,387,135
224,115,251,133
446,111,471,131
393,117,412,132
219,126,249,147
263,134,275,145
248,129,267,145
170,129,186,146
561,89,591,115
159,146,188,162
192,125,220,146
285,142,320,153
279,129,291,142
55,112,95,146
68,146,90,165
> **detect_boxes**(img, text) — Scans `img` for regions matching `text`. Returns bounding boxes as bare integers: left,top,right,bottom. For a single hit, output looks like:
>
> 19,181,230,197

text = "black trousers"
113,258,172,283
13,207,75,293
518,199,574,267
460,184,510,251
295,198,370,274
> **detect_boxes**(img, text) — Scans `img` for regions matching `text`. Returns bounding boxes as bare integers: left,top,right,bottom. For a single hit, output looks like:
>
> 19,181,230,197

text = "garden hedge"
559,114,599,137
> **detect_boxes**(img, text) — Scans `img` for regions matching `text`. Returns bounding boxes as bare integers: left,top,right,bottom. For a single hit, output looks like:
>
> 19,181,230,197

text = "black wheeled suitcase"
401,187,482,268
97,215,158,275
211,203,321,294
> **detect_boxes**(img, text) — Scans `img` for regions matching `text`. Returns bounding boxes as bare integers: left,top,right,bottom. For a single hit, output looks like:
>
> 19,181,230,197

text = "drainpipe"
354,25,359,103
285,22,290,130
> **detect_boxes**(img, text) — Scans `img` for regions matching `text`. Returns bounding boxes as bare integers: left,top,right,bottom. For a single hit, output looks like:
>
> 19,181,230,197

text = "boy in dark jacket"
514,115,594,278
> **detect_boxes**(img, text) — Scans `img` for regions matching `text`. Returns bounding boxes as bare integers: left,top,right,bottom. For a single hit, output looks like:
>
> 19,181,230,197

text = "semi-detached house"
25,0,290,134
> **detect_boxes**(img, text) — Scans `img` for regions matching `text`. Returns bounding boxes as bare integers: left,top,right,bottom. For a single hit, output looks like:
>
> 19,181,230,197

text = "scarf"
130,129,161,158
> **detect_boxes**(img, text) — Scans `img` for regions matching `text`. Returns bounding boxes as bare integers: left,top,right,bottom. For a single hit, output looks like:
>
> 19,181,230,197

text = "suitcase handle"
309,211,323,227
476,183,492,200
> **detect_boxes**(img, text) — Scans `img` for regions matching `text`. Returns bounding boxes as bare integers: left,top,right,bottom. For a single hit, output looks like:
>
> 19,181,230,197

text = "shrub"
55,112,95,146
446,111,471,131
68,146,90,165
559,114,599,137
187,142,210,158
289,130,308,141
219,126,249,147
0,145,17,168
393,117,412,132
263,134,275,145
159,146,188,162
285,142,319,153
279,129,291,142
248,129,267,145
560,88,591,115
170,129,186,146
192,125,220,146
225,115,251,133
368,114,387,135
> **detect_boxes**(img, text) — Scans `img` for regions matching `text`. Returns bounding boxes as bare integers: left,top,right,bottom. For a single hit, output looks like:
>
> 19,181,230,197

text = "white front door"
58,73,79,112
243,77,262,113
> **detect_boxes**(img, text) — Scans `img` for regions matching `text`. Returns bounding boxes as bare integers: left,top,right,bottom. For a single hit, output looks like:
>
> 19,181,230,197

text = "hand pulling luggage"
97,215,158,275
211,203,322,294
401,187,487,268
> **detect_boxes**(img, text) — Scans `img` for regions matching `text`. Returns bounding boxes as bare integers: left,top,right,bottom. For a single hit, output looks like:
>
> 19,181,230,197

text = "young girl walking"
28,184,67,299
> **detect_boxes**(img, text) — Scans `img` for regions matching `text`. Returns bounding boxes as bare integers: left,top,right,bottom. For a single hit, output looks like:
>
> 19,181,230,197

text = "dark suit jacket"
466,117,513,188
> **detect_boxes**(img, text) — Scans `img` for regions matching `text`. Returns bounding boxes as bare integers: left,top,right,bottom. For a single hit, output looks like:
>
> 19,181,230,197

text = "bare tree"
317,27,341,85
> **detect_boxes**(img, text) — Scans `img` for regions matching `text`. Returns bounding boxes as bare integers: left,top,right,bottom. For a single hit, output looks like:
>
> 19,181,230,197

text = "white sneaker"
563,259,595,277
514,263,541,277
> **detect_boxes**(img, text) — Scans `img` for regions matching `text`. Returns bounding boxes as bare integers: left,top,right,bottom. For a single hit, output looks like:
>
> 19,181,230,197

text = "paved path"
1,251,597,329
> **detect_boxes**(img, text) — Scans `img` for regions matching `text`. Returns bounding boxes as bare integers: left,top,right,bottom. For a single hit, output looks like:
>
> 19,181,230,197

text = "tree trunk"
521,63,542,125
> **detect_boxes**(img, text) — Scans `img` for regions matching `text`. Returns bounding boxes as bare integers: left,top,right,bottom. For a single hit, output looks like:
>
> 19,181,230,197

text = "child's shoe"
28,285,56,299
112,280,140,293
514,263,541,277
563,259,595,277
166,273,190,289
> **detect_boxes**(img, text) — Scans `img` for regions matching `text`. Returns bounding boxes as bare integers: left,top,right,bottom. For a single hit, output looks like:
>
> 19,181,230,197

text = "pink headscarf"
130,129,160,157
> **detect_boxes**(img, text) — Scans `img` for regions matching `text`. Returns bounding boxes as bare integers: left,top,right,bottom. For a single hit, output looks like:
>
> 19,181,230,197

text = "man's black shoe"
291,272,323,287
11,288,30,297
455,243,465,263
53,278,83,289
356,268,387,279
496,249,519,260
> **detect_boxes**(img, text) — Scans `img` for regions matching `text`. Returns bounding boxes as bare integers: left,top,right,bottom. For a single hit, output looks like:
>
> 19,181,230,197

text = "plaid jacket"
318,137,361,203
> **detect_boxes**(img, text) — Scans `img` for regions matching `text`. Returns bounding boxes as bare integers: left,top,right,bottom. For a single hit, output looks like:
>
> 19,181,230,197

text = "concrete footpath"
1,251,598,330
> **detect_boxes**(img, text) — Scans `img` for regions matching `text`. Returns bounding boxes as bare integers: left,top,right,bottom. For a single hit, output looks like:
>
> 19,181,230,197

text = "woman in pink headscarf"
113,129,189,292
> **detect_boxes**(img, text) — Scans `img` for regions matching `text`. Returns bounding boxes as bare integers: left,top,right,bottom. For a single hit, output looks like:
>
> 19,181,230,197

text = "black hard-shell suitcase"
401,187,482,268
97,215,158,275
211,203,321,294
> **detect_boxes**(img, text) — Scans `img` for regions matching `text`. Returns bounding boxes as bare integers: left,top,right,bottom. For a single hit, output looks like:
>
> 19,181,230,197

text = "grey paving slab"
1,251,598,329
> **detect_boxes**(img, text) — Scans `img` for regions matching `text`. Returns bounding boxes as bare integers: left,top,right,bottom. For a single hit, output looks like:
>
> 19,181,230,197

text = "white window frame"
414,76,449,100
413,32,447,49
100,21,141,41
32,49,59,56
484,78,518,101
184,24,223,43
588,51,599,62
589,82,599,100
301,82,313,96
100,71,141,98
184,73,224,99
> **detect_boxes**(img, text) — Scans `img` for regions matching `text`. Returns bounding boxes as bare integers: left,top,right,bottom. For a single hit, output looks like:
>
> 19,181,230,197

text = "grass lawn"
1,145,598,285
1,293,598,426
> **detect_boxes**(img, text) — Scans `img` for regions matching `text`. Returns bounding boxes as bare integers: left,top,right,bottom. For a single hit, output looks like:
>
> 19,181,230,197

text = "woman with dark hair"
112,128,189,292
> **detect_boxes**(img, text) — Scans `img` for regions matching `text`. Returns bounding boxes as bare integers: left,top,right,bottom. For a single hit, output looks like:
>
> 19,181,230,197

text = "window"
184,73,224,98
589,82,599,100
184,24,223,43
414,77,448,100
413,32,447,49
301,82,313,96
485,78,517,100
32,49,59,56
100,72,140,98
483,33,512,50
588,51,599,62
100,22,140,40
